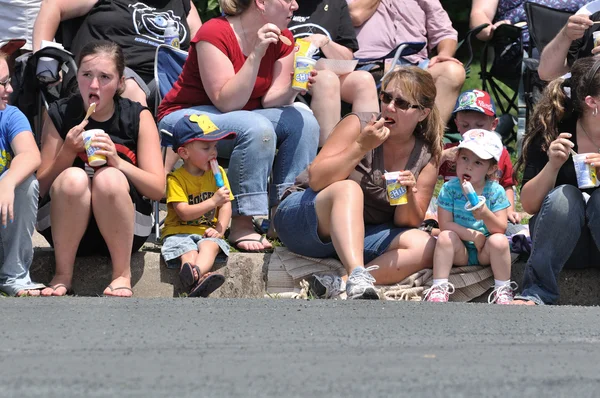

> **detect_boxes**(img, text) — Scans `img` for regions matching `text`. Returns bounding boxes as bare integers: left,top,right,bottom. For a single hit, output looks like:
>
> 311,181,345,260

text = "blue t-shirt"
0,105,32,176
438,178,510,247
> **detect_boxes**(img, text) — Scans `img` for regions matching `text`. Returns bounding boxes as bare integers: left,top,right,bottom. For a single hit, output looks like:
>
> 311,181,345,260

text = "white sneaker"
346,266,379,300
311,274,345,299
488,281,518,304
423,283,455,302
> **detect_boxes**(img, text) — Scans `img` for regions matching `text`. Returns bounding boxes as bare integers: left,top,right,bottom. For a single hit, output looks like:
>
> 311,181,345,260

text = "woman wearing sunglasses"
274,67,443,299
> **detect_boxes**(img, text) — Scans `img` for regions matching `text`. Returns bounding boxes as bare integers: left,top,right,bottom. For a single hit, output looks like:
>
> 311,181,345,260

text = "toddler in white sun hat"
424,129,516,304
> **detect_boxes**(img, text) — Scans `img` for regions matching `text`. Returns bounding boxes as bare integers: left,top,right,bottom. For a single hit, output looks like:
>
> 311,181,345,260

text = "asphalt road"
2,298,600,397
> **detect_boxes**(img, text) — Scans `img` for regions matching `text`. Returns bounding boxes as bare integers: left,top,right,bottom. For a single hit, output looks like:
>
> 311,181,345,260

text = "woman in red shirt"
157,0,319,252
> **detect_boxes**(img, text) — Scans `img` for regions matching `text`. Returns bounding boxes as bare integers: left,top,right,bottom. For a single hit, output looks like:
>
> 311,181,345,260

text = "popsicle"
210,159,224,188
462,180,480,207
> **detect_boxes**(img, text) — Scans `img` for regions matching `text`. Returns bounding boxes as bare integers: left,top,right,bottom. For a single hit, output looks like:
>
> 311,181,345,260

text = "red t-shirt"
439,142,515,188
157,17,294,121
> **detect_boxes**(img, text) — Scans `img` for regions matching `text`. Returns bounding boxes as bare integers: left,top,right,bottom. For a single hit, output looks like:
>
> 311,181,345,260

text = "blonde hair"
219,0,252,16
381,67,445,163
515,57,600,178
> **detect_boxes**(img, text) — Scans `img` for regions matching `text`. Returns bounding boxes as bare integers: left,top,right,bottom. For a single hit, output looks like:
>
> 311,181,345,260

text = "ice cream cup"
83,129,107,167
384,172,408,205
594,31,600,48
292,56,317,91
573,153,597,189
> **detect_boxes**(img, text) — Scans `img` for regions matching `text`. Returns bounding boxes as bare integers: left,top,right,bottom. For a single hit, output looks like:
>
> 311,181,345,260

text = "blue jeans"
274,189,410,264
159,105,319,216
0,174,45,296
519,185,600,305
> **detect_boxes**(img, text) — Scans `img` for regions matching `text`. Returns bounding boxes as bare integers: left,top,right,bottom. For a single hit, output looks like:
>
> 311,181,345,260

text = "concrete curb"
28,232,600,304
30,248,271,298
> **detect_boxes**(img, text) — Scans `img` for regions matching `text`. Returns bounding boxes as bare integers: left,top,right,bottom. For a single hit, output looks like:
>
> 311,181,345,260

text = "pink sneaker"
423,283,455,302
488,282,518,304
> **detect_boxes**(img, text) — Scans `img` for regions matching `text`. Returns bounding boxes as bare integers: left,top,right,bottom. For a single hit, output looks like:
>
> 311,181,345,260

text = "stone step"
29,232,600,304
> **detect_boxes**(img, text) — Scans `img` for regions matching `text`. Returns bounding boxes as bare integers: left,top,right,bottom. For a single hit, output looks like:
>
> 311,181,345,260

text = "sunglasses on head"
379,91,420,110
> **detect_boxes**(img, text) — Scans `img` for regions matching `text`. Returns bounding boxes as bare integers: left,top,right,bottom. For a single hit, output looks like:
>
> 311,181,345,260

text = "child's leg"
478,234,514,304
188,240,224,298
194,240,220,276
433,230,469,279
477,233,511,281
425,231,469,302
179,251,198,268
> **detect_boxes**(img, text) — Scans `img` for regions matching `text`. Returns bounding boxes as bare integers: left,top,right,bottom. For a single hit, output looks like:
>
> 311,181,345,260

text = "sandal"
189,273,225,298
179,262,201,290
103,285,133,297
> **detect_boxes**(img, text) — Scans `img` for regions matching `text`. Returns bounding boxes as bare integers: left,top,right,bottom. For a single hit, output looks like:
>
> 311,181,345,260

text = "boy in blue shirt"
425,129,515,304
0,51,45,296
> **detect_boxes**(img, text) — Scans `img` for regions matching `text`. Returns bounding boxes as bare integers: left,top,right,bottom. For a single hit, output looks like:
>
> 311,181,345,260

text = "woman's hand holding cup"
92,132,120,167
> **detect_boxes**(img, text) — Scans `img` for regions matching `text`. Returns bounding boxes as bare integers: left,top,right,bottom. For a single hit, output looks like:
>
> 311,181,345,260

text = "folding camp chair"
356,42,427,88
12,45,77,146
479,5,573,152
524,3,574,107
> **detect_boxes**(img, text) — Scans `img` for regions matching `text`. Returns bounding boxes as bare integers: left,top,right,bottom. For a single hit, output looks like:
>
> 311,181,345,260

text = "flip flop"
103,285,133,297
189,273,225,298
179,262,201,290
41,283,71,297
231,235,274,253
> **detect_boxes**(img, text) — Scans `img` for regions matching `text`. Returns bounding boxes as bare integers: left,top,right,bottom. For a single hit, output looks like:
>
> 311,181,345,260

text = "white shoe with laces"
423,282,455,302
488,281,518,304
346,265,379,300
312,273,345,299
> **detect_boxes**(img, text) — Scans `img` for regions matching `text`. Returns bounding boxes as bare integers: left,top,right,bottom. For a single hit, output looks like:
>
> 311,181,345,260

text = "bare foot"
229,216,273,252
103,276,133,297
508,299,536,305
41,277,72,297
16,289,41,297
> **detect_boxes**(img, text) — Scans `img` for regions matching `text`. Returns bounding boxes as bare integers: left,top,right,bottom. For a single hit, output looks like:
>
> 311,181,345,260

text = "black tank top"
71,0,192,83
48,94,146,168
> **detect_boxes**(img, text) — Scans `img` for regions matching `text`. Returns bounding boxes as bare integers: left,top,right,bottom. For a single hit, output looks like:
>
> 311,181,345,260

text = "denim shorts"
161,234,230,269
274,189,410,264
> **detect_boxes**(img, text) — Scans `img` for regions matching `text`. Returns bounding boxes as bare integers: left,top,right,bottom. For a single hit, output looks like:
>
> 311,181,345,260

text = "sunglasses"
379,91,420,110
0,77,11,88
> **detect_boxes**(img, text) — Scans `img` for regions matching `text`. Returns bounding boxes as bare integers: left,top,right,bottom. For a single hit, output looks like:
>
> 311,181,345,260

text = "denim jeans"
0,174,45,296
518,185,600,305
274,189,410,264
159,105,319,216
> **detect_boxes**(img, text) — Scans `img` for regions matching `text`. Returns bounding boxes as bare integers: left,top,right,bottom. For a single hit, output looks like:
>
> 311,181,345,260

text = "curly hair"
381,67,445,163
514,57,600,178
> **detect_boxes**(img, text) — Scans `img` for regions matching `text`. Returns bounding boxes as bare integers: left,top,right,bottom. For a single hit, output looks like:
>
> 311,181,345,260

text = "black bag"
489,24,524,82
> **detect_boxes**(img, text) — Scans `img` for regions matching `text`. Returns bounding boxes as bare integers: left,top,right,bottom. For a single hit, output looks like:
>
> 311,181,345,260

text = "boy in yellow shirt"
161,115,235,297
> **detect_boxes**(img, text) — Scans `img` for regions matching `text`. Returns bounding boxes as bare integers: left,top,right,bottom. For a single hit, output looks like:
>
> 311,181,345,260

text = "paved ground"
2,298,600,397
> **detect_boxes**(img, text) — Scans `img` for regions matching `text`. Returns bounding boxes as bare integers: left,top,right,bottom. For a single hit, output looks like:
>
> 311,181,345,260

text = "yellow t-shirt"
161,166,234,238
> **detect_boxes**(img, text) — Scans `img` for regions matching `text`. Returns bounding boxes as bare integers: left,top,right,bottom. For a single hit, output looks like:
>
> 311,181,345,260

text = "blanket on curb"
266,247,519,301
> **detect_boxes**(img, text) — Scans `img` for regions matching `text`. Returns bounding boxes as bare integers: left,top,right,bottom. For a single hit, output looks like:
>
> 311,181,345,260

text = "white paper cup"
82,129,107,167
594,31,600,48
573,153,597,189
